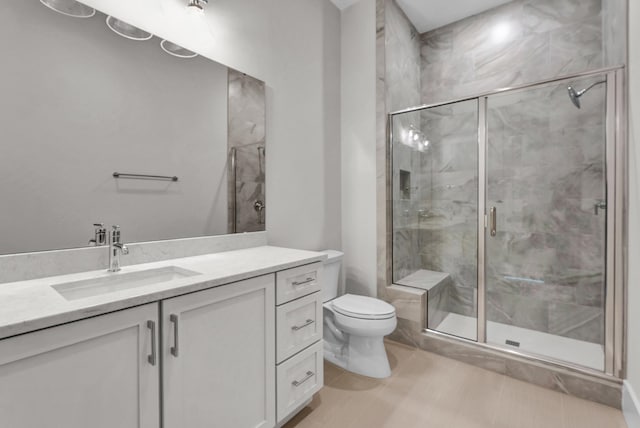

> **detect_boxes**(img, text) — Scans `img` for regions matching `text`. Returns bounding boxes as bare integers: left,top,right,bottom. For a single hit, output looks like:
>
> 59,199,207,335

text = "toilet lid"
332,294,396,320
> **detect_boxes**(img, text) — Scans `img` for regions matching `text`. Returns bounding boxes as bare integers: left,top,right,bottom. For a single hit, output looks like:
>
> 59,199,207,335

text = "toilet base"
323,334,391,378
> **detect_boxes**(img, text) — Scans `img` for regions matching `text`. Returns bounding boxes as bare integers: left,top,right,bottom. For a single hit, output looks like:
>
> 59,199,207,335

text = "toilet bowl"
320,251,397,379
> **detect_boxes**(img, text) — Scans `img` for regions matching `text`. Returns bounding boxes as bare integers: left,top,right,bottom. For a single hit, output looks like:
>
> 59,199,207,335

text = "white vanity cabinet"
0,252,324,428
0,303,160,428
275,262,324,425
162,274,276,428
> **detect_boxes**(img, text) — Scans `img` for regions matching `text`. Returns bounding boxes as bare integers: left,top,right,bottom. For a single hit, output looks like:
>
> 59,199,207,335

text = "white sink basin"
52,266,201,301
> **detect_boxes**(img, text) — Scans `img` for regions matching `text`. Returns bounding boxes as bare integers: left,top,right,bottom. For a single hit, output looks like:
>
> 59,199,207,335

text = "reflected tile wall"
420,0,605,104
227,70,266,233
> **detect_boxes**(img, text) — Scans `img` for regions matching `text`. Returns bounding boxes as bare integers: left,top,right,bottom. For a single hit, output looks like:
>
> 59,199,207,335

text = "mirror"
0,0,266,255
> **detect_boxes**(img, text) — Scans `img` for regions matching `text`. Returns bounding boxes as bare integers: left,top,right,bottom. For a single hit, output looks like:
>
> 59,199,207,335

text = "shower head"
567,86,582,109
566,80,606,109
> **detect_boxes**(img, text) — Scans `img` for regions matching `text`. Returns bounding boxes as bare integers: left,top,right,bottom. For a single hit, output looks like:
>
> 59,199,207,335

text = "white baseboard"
624,381,640,428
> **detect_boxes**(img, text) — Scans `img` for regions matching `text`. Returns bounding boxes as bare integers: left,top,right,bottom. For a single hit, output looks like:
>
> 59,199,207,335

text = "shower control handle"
489,207,497,237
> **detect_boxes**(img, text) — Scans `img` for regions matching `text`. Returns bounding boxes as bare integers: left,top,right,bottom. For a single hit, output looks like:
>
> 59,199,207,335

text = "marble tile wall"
420,0,605,104
602,0,627,67
386,0,423,283
376,0,427,333
227,69,266,233
384,0,421,112
483,77,607,343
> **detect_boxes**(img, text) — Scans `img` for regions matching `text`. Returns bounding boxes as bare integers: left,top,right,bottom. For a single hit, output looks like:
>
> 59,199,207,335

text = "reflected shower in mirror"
0,0,266,255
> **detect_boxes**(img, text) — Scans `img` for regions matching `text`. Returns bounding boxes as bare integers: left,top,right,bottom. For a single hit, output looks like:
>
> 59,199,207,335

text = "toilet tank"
320,250,344,302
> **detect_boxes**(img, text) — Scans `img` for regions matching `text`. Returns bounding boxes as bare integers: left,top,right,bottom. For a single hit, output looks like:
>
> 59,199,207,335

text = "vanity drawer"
276,262,323,305
276,341,323,423
276,292,323,363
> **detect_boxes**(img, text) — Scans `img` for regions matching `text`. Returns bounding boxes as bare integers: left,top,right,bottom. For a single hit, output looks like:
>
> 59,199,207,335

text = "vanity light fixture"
401,125,429,153
106,16,153,41
40,0,95,18
187,0,209,14
160,40,198,59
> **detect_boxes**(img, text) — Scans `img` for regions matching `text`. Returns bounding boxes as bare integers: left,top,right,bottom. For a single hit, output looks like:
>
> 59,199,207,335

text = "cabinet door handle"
292,277,315,286
490,206,497,237
291,319,315,331
292,371,315,387
147,320,157,366
170,314,179,357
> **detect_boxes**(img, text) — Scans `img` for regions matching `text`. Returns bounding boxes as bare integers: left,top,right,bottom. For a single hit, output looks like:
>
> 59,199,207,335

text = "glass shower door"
391,99,479,341
484,75,608,370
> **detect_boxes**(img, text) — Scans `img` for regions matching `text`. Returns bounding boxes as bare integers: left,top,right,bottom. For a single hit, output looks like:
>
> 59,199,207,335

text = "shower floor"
433,313,604,371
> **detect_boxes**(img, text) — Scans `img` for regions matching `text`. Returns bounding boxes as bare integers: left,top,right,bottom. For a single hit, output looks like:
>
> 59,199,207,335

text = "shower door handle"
489,207,497,237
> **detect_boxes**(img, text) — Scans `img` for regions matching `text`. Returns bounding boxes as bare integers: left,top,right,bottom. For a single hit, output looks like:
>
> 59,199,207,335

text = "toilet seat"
331,294,396,320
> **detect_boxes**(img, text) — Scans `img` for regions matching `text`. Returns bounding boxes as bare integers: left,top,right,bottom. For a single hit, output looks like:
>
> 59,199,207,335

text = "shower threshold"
433,313,604,371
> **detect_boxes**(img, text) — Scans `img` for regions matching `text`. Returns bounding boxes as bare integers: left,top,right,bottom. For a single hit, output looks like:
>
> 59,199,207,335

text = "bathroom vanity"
0,245,325,428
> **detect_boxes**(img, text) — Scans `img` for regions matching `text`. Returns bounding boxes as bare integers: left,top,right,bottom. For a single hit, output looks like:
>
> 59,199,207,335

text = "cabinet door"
0,303,160,428
162,274,276,428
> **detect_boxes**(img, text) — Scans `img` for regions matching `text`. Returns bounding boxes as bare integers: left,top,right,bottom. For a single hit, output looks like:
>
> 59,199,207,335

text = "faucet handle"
110,225,122,244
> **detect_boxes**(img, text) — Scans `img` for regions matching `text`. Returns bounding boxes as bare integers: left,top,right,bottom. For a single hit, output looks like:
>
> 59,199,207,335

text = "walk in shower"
390,67,625,375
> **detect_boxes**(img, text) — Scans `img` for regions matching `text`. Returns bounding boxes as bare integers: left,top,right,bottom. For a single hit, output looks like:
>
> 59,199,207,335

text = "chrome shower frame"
387,65,627,380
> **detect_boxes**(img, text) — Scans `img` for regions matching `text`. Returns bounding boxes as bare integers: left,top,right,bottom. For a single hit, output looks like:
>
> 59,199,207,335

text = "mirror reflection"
0,0,266,255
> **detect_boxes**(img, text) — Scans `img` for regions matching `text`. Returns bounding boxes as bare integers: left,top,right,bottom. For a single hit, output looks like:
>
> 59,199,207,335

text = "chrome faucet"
108,225,129,272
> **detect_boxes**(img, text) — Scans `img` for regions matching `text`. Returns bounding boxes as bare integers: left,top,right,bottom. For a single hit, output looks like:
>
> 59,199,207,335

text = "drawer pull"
292,371,315,387
170,314,179,357
292,277,315,286
147,320,157,366
291,319,315,331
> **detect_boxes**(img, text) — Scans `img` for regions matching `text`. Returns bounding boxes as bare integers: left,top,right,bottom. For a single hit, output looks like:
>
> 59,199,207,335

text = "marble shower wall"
386,0,423,283
420,0,606,104
484,78,607,344
602,0,627,67
417,101,479,319
227,69,266,233
385,0,421,112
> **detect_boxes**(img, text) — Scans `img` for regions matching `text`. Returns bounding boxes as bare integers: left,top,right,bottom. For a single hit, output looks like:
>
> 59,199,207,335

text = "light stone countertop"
0,246,326,340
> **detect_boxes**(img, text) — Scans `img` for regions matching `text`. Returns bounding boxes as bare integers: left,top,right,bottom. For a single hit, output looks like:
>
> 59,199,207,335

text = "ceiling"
395,0,513,33
329,0,513,34
329,0,360,10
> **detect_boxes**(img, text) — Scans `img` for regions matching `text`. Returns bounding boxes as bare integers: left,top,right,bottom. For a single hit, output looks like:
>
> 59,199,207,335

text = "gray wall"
627,0,640,416
341,0,377,297
0,0,229,254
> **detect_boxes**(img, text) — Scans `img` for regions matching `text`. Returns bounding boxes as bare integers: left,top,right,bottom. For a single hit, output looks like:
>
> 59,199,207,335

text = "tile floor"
284,340,627,428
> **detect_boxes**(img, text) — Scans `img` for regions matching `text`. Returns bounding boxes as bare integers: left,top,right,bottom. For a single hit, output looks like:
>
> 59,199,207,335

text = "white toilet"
321,250,397,378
